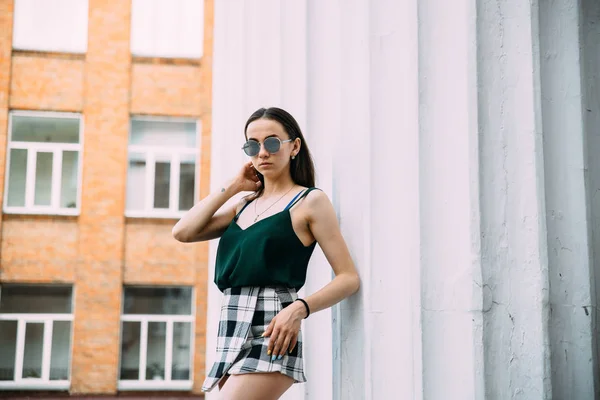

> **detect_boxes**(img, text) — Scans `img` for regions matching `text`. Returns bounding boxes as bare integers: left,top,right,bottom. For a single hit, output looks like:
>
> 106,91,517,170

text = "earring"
291,155,296,160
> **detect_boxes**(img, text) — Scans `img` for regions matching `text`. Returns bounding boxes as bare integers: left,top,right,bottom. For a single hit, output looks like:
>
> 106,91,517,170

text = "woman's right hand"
229,161,262,193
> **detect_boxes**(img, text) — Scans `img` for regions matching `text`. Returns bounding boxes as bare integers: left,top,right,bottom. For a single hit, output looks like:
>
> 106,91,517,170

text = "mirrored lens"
242,140,260,156
263,137,282,153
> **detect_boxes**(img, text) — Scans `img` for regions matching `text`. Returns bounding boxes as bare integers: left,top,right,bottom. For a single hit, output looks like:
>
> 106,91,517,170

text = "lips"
259,163,272,167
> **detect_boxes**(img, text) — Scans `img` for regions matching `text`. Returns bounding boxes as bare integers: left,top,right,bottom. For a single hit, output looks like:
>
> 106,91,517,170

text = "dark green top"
214,188,319,292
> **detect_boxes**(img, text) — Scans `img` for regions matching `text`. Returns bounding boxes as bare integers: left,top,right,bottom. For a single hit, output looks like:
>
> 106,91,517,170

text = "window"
119,287,194,390
0,285,73,390
4,111,82,215
130,0,204,59
126,117,198,218
12,0,88,53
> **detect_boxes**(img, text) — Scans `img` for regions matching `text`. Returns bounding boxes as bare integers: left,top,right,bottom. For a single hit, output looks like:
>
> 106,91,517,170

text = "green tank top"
214,188,319,292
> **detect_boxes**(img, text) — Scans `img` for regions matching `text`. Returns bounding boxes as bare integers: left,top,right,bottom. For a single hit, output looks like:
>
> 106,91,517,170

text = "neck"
261,174,296,197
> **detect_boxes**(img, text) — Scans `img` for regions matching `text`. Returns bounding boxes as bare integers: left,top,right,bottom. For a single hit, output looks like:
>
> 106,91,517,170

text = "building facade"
208,1,600,399
0,0,212,394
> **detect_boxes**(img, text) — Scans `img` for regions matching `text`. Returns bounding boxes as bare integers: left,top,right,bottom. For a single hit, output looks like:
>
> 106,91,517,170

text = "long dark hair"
244,107,316,194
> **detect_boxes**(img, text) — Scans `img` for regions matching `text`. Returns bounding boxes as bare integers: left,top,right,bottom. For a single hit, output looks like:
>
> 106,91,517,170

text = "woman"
172,107,360,399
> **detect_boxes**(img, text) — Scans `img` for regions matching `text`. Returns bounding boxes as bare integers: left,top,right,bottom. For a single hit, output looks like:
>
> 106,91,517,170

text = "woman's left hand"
263,302,306,358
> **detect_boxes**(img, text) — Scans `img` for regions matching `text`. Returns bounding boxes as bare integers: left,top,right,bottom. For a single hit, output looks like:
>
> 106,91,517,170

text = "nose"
258,142,270,158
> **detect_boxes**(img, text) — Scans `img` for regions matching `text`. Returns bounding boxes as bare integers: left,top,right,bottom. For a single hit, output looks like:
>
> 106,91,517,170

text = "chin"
258,166,281,177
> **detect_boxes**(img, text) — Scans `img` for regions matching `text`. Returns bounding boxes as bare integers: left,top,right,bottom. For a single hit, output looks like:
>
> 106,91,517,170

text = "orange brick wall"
131,63,203,117
0,0,14,244
10,54,85,112
0,0,213,395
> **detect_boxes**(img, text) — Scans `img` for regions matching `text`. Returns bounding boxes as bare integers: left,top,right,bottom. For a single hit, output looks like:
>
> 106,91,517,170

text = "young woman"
172,107,360,400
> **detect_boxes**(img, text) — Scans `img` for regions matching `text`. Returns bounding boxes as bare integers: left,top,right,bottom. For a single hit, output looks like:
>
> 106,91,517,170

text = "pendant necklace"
254,185,295,222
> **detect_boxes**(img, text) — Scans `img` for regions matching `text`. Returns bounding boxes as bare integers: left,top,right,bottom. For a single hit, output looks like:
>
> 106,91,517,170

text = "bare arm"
266,190,360,357
172,186,240,242
293,190,360,314
172,161,261,243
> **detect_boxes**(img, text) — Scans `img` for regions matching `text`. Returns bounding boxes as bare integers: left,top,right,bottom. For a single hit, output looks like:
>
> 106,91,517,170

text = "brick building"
0,0,213,395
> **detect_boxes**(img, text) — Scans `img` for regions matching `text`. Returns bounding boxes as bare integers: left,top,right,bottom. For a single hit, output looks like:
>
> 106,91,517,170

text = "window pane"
146,322,166,380
22,323,43,379
179,157,195,211
13,0,88,53
60,151,78,209
127,153,146,211
123,287,192,315
154,161,170,209
130,120,196,147
0,321,17,381
0,285,72,314
12,114,80,144
7,148,27,207
120,322,141,380
50,321,71,380
34,152,53,206
172,322,191,380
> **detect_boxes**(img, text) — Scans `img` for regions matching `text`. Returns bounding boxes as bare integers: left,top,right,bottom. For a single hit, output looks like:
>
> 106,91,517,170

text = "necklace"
254,185,296,222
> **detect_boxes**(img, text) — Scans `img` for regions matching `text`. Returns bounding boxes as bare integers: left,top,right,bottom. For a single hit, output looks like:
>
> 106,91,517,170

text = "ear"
293,138,302,155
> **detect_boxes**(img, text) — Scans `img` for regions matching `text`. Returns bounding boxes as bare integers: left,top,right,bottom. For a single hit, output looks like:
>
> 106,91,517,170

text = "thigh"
218,372,294,400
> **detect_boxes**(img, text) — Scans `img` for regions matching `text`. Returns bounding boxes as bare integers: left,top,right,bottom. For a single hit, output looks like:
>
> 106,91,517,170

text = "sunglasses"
242,137,292,157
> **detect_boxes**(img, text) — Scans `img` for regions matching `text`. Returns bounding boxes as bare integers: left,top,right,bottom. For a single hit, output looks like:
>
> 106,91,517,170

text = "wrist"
293,298,310,319
220,180,241,196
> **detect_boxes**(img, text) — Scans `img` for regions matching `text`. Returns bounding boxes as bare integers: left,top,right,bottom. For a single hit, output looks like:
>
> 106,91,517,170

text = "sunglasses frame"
242,137,293,156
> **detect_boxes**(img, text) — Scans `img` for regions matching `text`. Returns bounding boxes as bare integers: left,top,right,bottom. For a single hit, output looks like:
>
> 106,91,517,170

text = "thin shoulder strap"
284,189,305,210
287,187,319,210
234,198,254,221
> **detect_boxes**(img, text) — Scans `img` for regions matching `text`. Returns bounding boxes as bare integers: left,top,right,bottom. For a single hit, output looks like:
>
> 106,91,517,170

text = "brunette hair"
244,107,316,193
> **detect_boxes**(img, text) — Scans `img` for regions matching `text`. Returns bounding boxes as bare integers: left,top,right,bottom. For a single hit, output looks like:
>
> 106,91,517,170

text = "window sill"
125,210,184,219
0,380,70,390
117,380,192,391
3,207,79,217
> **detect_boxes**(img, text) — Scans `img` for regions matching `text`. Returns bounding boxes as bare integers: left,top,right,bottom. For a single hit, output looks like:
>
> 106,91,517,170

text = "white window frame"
125,116,200,219
3,111,83,216
0,313,74,390
117,289,195,391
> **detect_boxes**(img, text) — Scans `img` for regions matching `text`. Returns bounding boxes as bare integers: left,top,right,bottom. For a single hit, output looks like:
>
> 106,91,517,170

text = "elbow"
172,224,191,243
348,272,361,295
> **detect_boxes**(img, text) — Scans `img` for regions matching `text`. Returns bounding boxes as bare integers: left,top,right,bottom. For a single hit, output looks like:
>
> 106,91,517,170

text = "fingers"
268,329,296,361
288,337,298,354
263,319,274,338
267,327,279,357
277,335,292,358
270,328,286,360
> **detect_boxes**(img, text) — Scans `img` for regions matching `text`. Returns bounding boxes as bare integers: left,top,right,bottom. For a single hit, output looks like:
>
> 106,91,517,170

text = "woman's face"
245,118,299,179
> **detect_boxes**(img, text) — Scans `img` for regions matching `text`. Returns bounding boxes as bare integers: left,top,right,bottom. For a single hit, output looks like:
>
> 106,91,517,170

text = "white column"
477,0,552,398
539,1,596,398
582,0,600,394
208,1,331,399
418,1,484,398
366,1,423,399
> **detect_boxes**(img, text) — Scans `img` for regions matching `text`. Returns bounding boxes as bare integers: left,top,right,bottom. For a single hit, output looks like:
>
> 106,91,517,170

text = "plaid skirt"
201,286,307,392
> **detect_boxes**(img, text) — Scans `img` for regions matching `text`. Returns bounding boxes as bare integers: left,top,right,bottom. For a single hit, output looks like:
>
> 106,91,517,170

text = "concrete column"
477,1,552,398
207,1,332,398
418,1,484,398
539,0,597,398
582,0,600,397
366,1,422,399
72,1,131,393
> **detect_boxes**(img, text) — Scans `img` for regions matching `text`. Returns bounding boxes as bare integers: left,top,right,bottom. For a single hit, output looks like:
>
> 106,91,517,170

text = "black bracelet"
295,298,310,319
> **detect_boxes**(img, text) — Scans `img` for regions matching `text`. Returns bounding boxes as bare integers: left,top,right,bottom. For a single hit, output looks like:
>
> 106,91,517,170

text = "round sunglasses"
242,137,292,157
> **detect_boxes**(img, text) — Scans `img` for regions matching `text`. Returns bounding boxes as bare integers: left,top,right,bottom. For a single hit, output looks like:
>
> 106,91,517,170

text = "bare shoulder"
304,189,335,222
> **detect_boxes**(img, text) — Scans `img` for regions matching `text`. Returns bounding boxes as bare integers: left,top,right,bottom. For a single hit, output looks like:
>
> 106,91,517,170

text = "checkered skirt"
201,286,306,392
